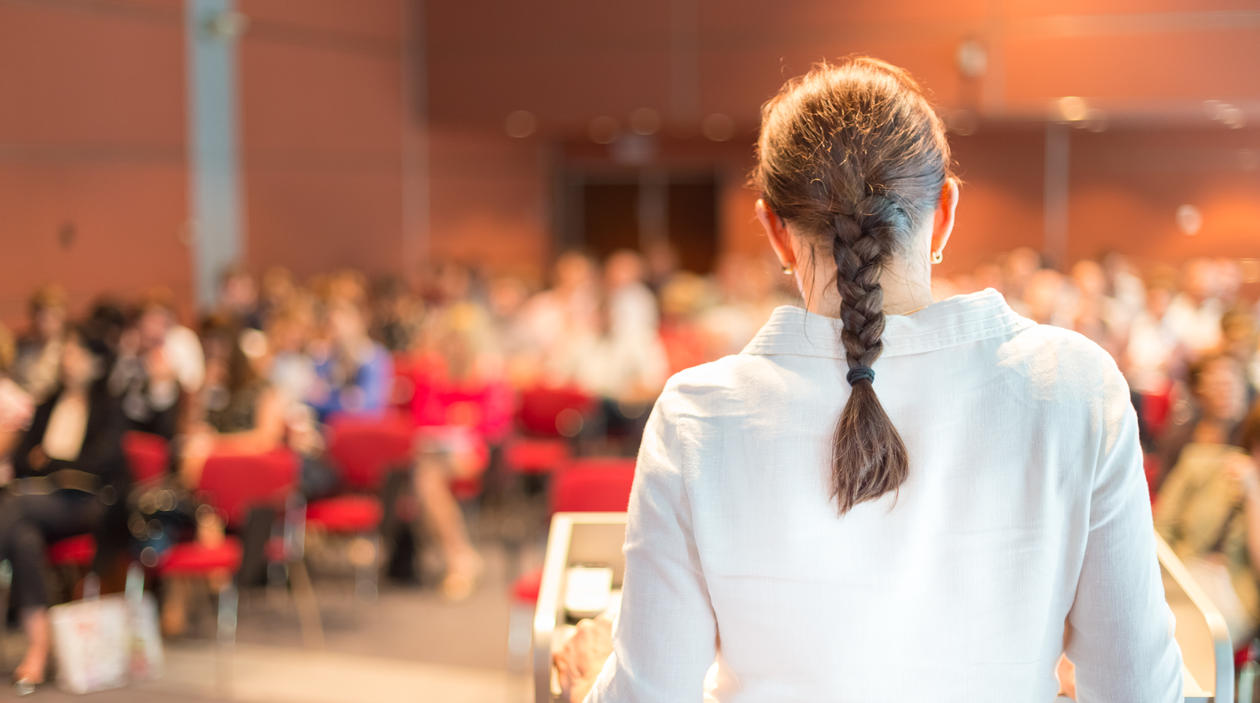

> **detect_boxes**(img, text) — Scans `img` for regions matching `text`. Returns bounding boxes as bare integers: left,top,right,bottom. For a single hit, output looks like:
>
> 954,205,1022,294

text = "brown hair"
28,283,67,316
1242,401,1260,456
752,57,953,513
0,322,13,373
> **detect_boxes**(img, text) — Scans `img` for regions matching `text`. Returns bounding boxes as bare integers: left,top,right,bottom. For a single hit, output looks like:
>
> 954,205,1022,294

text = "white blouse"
587,289,1182,703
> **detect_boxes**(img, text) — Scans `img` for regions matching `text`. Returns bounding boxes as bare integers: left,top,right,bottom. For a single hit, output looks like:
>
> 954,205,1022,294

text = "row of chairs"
43,375,608,578
33,375,630,637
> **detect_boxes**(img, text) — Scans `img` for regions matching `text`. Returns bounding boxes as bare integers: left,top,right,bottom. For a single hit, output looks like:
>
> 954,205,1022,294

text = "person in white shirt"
112,289,205,438
555,57,1181,702
604,250,659,344
1166,259,1225,357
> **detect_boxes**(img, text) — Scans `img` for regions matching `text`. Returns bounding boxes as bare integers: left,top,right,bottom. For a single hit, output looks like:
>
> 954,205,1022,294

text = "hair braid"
832,205,889,370
829,197,909,511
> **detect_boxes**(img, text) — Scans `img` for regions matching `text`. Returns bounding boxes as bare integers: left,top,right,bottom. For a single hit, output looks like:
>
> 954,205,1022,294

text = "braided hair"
753,57,953,513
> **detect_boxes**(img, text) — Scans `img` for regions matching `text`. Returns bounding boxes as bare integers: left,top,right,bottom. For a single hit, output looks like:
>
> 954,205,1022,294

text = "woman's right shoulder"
655,354,778,421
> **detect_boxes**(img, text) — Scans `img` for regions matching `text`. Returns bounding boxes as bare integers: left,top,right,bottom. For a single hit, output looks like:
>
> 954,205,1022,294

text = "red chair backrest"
551,457,637,514
1140,382,1174,437
518,385,596,438
326,413,416,491
198,449,299,527
392,354,442,413
122,431,170,484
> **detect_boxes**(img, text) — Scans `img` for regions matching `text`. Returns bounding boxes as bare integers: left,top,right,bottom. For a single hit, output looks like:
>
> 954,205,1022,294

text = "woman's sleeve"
1065,362,1183,702
586,385,717,702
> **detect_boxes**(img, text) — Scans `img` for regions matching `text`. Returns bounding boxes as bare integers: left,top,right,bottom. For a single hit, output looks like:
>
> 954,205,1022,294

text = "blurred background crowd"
3,241,1260,698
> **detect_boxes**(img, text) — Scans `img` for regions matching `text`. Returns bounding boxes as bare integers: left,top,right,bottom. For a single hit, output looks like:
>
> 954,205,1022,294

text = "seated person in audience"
603,250,658,343
369,275,424,353
1157,353,1249,486
0,324,129,688
1220,306,1260,398
257,266,299,325
262,302,341,499
0,322,35,486
1155,366,1258,649
111,288,205,439
164,316,286,636
408,304,511,600
1123,269,1180,398
308,296,393,422
215,264,264,330
658,273,722,375
518,251,600,381
12,285,69,404
1167,258,1225,357
555,293,669,452
1226,402,1260,624
180,316,286,482
266,298,318,404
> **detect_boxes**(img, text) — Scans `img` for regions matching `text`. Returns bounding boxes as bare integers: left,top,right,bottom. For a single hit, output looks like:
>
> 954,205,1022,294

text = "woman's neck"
798,253,935,317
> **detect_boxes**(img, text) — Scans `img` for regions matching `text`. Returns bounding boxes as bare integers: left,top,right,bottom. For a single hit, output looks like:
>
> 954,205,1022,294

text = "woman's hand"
1056,653,1076,699
554,617,614,703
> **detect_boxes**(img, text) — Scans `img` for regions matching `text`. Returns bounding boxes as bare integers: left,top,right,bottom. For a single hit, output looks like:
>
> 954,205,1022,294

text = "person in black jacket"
0,323,129,690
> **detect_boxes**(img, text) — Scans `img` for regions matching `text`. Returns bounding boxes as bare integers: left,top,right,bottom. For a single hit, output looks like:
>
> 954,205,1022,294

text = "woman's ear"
756,199,796,271
931,178,959,261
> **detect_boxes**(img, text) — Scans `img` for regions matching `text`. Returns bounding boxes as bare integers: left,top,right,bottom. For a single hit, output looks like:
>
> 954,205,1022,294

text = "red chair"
311,413,415,536
325,413,416,493
510,458,636,604
549,458,638,514
409,370,512,502
391,354,442,413
47,432,173,570
315,412,421,533
122,431,170,485
46,534,97,570
502,386,596,476
307,414,418,596
156,449,299,643
1140,383,1174,439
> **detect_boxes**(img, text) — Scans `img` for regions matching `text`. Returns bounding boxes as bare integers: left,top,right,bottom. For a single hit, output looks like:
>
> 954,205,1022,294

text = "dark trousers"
0,491,106,611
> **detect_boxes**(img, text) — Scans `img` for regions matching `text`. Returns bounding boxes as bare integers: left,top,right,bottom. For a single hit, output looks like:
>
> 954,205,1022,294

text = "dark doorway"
565,171,720,273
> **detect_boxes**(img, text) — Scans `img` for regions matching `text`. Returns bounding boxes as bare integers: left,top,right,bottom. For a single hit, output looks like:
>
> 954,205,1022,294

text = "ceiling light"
1055,97,1089,123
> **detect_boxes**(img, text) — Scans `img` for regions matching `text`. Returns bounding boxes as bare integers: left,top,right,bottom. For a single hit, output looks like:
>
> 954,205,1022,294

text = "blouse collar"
741,288,1035,359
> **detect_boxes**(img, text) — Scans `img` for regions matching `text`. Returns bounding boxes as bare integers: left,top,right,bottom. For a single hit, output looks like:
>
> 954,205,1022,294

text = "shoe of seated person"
439,555,484,602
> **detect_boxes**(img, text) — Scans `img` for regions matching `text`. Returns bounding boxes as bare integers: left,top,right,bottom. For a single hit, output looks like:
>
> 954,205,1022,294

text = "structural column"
186,0,244,308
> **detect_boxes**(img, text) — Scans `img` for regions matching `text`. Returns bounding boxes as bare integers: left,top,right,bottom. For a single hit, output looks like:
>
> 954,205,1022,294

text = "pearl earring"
781,265,794,275
931,251,943,265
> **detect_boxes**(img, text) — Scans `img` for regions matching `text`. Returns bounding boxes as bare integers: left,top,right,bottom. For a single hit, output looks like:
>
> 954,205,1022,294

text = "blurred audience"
1,244,1257,656
1155,392,1260,649
1156,354,1251,489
